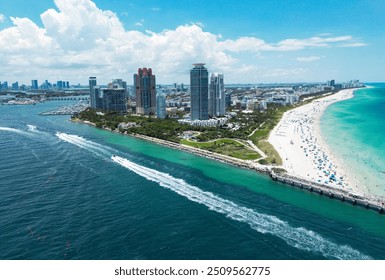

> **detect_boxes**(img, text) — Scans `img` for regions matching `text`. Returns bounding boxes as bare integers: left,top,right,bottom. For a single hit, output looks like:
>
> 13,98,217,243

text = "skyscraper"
31,80,38,90
156,93,166,119
190,63,208,120
209,73,225,117
134,68,156,115
89,77,97,108
12,82,19,90
100,88,127,113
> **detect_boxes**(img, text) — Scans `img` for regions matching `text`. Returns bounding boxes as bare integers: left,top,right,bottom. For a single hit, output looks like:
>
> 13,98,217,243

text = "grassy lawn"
181,139,261,160
256,140,282,165
248,108,285,165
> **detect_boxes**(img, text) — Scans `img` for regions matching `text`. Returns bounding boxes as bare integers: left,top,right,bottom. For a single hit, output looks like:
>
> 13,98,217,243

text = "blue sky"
0,0,384,84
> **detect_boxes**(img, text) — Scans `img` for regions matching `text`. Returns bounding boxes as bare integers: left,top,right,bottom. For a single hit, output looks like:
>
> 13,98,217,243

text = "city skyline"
0,0,384,85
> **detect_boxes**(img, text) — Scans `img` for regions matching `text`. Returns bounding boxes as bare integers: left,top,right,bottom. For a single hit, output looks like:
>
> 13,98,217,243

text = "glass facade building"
156,93,166,119
89,77,97,108
31,80,38,90
209,73,225,117
190,63,208,120
134,68,156,115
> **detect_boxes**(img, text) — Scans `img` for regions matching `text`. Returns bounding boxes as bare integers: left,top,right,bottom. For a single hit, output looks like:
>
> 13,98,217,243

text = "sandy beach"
268,89,368,196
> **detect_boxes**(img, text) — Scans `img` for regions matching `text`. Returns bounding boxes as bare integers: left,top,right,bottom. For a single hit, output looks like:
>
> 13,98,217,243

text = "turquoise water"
321,84,385,197
1,98,385,260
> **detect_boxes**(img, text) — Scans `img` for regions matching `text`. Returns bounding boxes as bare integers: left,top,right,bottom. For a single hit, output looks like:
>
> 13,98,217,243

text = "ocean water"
321,84,385,197
1,99,385,260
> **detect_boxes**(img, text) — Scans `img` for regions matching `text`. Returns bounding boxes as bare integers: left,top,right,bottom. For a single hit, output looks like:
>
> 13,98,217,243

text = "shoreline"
269,89,360,191
269,88,385,203
72,94,385,213
72,119,270,173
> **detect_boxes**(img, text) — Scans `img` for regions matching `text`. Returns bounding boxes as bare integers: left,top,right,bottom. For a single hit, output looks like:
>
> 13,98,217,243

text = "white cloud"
0,0,367,84
0,14,5,23
296,56,322,62
219,35,361,53
192,21,205,28
135,19,144,26
261,67,308,78
150,7,160,12
339,42,367,47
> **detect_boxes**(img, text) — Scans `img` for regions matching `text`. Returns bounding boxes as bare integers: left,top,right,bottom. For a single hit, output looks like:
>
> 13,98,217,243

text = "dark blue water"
1,99,385,260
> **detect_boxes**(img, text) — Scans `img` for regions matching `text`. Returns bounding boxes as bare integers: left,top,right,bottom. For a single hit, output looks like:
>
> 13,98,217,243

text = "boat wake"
56,132,371,260
56,132,117,158
27,124,38,132
0,126,31,136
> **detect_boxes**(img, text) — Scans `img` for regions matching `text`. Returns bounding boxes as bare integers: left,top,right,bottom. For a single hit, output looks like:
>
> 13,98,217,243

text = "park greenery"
74,99,322,165
180,138,260,160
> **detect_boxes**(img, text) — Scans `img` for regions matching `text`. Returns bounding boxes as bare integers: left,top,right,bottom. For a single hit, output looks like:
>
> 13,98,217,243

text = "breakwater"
270,171,385,214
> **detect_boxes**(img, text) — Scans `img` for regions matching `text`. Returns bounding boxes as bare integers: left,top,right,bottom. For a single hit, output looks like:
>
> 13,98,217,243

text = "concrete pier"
270,171,385,214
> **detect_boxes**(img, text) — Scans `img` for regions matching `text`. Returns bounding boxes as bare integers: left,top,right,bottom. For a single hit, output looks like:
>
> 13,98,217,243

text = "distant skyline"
0,0,384,85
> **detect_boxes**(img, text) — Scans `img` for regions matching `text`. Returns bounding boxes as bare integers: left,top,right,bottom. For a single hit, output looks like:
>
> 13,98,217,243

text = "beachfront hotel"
134,68,156,115
190,63,209,120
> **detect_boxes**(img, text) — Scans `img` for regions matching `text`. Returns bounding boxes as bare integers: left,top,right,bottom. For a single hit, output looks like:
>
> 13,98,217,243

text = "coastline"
72,118,270,173
268,88,385,204
268,89,362,191
72,94,385,212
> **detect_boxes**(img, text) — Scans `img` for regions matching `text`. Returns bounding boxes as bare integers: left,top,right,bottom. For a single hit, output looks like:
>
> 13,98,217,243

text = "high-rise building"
134,68,156,115
93,86,102,109
225,92,232,108
156,93,166,119
31,80,38,90
190,63,208,120
89,77,97,108
122,81,127,94
209,73,225,117
42,80,51,89
12,82,19,90
99,88,127,113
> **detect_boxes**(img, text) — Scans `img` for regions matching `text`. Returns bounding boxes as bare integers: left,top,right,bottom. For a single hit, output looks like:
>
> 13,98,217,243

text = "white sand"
268,89,366,195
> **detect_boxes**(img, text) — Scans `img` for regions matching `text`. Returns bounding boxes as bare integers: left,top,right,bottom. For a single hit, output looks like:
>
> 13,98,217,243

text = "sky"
0,0,384,85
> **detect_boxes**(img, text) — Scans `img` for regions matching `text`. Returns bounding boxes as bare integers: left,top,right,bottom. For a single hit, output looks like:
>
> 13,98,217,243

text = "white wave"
0,126,30,135
55,132,371,259
27,124,37,132
56,132,117,158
